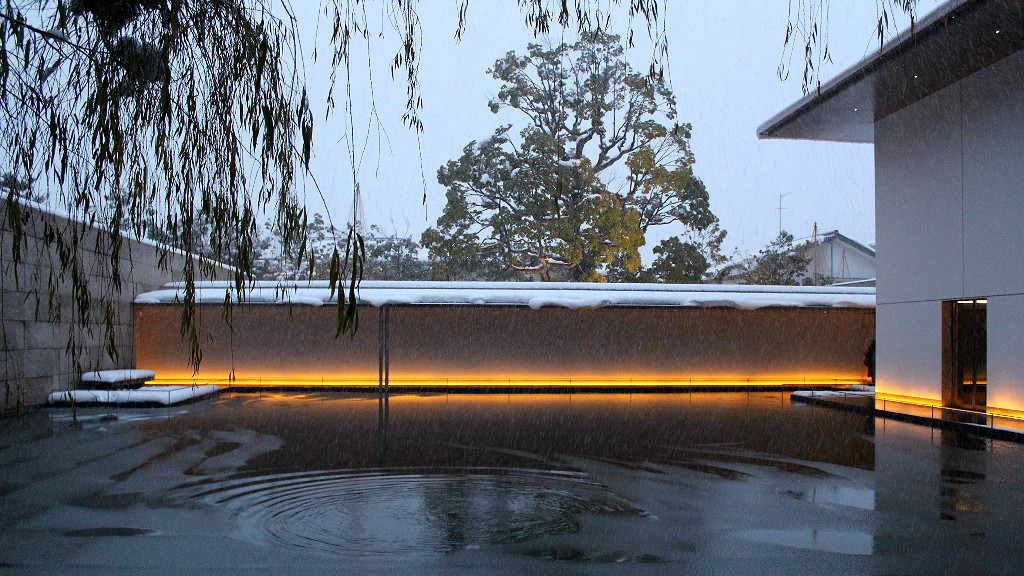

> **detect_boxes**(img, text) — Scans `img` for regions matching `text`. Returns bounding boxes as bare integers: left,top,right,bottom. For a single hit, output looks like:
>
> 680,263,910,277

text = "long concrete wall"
136,304,875,387
0,199,232,408
875,48,1024,411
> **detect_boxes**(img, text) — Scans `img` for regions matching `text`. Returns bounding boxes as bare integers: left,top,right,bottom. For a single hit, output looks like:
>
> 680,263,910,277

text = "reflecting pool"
1,392,1023,575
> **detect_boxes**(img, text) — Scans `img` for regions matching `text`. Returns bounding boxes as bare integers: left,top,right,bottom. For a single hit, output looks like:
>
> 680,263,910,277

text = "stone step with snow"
48,385,221,407
80,369,157,390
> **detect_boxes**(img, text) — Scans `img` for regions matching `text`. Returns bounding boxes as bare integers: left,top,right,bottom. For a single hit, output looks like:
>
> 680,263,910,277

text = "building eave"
758,0,1024,143
821,230,877,258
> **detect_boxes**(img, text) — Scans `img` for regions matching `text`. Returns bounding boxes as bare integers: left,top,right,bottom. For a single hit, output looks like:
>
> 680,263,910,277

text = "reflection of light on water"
49,410,188,429
788,485,876,510
175,468,643,558
740,529,874,555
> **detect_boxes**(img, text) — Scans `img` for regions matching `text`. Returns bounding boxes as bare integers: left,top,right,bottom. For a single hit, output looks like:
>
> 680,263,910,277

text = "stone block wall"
1,198,233,408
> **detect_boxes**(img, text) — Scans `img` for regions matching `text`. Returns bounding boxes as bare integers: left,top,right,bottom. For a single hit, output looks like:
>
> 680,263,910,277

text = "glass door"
949,299,987,411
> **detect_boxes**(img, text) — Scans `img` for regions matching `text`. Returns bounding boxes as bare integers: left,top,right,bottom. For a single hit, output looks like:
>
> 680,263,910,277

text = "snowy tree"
0,172,44,203
421,230,519,281
738,231,811,286
604,225,726,284
363,226,431,281
255,213,343,281
424,32,722,282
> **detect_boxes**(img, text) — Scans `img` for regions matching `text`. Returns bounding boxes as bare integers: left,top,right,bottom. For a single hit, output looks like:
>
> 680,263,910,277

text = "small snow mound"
278,295,324,306
528,296,610,310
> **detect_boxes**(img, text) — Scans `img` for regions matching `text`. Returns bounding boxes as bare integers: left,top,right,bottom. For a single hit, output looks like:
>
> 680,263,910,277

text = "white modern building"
760,0,1024,413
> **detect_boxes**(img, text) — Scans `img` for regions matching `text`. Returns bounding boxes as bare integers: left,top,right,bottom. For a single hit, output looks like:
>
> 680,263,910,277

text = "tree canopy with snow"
422,32,723,282
737,231,812,286
255,219,431,282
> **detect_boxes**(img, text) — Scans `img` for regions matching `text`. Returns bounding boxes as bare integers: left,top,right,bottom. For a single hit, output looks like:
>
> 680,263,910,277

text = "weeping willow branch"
781,0,917,95
0,0,354,394
1,0,669,406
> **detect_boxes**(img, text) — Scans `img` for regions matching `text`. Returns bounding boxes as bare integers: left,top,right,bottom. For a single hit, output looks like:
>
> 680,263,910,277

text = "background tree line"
162,211,811,286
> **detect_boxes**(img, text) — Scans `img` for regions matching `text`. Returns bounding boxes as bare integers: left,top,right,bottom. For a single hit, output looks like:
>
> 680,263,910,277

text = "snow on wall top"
134,281,875,310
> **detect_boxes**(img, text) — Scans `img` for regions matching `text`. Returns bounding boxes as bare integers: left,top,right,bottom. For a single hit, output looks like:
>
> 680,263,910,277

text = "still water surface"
1,392,1022,574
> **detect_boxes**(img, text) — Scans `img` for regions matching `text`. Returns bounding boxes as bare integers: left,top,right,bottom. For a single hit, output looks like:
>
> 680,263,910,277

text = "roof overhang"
758,0,1024,143
820,230,876,258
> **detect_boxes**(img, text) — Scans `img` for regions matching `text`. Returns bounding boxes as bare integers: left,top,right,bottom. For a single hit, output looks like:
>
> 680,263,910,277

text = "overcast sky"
292,1,941,259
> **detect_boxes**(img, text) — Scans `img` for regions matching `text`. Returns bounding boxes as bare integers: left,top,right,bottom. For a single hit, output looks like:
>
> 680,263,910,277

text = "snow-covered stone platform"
48,385,221,407
792,387,875,401
80,369,156,390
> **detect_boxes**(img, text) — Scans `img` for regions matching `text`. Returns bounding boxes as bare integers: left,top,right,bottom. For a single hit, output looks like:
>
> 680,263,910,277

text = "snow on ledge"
81,369,156,384
134,280,875,310
48,385,221,406
792,389,875,399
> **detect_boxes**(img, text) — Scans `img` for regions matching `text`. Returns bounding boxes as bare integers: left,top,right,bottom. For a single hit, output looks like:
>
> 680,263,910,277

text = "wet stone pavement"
1,391,1023,575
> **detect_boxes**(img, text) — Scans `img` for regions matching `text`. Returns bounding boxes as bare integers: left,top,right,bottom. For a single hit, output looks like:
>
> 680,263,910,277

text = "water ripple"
173,468,642,558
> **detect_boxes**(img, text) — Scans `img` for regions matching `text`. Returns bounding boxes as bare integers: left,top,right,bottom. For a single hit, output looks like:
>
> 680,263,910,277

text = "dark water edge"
0,391,1022,575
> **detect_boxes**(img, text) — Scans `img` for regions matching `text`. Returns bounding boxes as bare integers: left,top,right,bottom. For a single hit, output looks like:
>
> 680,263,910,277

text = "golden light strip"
875,392,1024,422
150,377,866,388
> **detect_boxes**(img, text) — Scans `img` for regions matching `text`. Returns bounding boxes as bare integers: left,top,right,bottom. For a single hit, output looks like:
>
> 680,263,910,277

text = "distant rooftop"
809,230,876,258
758,0,1024,142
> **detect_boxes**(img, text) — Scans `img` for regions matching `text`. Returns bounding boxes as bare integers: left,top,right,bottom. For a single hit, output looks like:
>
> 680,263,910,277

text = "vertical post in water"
378,304,385,391
377,303,391,467
384,304,391,392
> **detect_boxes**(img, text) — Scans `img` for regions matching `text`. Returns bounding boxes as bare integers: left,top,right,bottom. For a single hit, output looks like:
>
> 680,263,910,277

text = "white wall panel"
987,294,1024,412
962,50,1024,298
875,85,963,305
876,301,943,401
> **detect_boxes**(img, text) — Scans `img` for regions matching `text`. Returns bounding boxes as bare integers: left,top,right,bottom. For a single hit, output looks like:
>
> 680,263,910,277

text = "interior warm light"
977,299,988,304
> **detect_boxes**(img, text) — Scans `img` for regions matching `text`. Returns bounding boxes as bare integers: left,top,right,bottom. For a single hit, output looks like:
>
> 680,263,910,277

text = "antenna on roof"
778,192,791,235
812,222,819,285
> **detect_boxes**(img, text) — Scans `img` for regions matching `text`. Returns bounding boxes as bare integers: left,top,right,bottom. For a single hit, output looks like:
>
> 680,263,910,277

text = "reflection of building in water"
760,0,1024,415
138,392,879,559
873,421,1008,565
939,430,987,526
137,392,876,473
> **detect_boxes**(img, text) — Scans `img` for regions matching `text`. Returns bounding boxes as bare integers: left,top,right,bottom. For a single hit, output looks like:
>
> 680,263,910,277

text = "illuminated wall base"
876,392,1024,422
150,377,867,389
136,304,876,391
